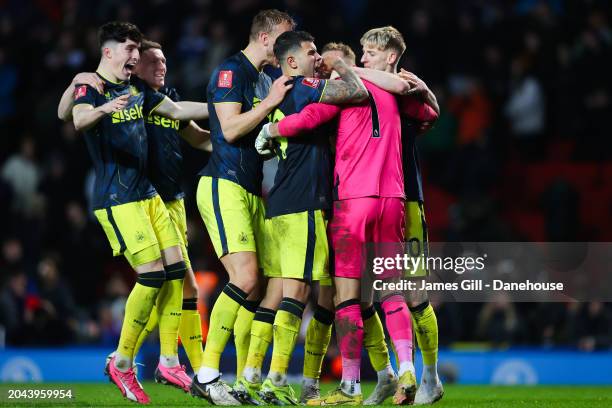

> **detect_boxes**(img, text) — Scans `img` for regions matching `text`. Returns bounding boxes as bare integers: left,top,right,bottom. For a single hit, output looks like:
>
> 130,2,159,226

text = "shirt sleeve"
143,87,166,116
73,84,97,107
278,103,341,137
399,95,439,122
210,62,245,104
167,88,189,130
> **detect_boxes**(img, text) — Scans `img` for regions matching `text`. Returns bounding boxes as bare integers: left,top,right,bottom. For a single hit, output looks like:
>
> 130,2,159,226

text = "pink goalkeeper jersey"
279,80,405,200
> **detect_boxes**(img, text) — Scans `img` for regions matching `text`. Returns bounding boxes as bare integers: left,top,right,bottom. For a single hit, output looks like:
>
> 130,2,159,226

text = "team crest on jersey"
135,231,145,242
74,85,87,100
129,85,140,96
238,232,248,244
302,78,320,88
218,70,233,88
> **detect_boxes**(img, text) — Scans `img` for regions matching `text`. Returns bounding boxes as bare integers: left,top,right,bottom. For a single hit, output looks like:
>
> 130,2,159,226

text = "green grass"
1,382,611,407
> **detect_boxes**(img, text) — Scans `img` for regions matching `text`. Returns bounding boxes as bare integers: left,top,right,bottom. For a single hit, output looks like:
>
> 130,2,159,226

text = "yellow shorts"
94,195,181,268
264,210,330,282
197,177,266,262
165,198,191,270
404,200,429,277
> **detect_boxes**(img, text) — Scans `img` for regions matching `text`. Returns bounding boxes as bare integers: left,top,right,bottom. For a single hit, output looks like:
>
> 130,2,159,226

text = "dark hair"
249,9,296,41
140,39,162,53
98,21,143,48
273,31,315,61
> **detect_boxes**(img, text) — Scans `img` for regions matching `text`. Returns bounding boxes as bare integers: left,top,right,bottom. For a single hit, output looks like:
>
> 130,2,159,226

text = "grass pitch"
1,382,611,407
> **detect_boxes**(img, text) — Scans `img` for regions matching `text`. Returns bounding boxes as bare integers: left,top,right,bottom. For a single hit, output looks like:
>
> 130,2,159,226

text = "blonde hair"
360,26,406,56
249,9,296,41
321,42,356,65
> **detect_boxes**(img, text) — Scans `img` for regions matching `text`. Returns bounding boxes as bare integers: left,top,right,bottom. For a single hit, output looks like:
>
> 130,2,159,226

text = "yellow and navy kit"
146,86,189,202
266,76,332,218
73,74,164,209
199,51,274,196
401,117,424,202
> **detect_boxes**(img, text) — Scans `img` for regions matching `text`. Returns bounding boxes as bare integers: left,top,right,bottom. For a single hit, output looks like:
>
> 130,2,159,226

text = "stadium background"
1,0,611,386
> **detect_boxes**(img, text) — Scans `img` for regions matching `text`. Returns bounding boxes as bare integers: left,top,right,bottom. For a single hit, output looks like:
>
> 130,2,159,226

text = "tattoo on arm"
320,59,367,104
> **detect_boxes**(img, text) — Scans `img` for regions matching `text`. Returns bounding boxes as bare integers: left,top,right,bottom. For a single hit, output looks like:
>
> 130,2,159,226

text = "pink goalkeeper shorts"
329,197,405,279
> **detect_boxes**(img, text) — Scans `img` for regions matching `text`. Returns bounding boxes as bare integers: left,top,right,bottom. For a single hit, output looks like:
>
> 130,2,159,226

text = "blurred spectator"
1,136,43,217
0,0,610,349
477,293,524,346
567,302,612,351
504,57,545,159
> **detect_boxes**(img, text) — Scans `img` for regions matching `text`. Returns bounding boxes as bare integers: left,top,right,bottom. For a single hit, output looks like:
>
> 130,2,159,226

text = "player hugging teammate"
60,9,442,407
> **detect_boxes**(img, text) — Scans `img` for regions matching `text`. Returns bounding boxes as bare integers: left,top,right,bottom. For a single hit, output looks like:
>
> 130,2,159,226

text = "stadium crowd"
0,0,611,354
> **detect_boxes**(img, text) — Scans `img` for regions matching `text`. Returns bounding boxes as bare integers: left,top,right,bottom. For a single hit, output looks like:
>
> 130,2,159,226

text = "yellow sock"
234,301,258,378
202,283,247,370
179,298,204,372
157,262,186,359
132,305,159,360
244,307,275,382
411,302,438,366
117,271,164,360
269,298,304,377
363,305,391,372
303,305,333,379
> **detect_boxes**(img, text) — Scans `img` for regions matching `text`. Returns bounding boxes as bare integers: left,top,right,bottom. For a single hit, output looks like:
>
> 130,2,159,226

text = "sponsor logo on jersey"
146,114,180,130
218,70,233,88
111,104,144,124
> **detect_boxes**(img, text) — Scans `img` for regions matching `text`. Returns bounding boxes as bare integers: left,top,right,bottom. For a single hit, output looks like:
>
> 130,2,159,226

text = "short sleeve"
298,77,328,104
166,88,189,130
73,84,97,107
143,87,166,116
210,62,245,104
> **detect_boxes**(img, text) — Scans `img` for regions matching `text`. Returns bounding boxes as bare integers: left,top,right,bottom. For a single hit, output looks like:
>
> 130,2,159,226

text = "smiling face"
103,38,140,81
136,48,166,90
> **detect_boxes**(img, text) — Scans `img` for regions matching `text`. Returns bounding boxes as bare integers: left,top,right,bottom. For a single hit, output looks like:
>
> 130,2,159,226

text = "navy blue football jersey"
73,74,164,209
266,76,332,218
199,52,274,196
146,86,188,202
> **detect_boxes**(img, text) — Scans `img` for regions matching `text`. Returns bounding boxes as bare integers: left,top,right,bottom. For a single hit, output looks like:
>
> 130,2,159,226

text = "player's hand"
73,72,104,94
255,123,275,159
99,94,130,114
265,75,293,108
399,69,428,97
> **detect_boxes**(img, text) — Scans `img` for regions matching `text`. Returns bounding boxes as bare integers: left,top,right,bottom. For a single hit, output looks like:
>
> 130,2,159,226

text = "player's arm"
215,75,293,143
72,94,130,131
399,69,440,115
58,73,104,121
153,98,209,121
352,67,413,95
179,121,212,152
319,57,368,104
255,103,340,155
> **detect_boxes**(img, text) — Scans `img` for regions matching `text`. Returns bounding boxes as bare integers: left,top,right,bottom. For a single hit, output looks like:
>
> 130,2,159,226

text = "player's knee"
134,258,164,273
283,280,310,303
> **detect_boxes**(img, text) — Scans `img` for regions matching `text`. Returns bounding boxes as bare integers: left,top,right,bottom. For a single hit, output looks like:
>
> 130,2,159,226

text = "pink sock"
381,295,413,365
335,302,364,384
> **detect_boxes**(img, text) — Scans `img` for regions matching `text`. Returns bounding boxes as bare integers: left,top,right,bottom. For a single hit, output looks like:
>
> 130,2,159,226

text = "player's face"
136,48,167,90
294,41,322,78
266,21,294,64
361,45,391,71
109,39,140,81
319,50,345,79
